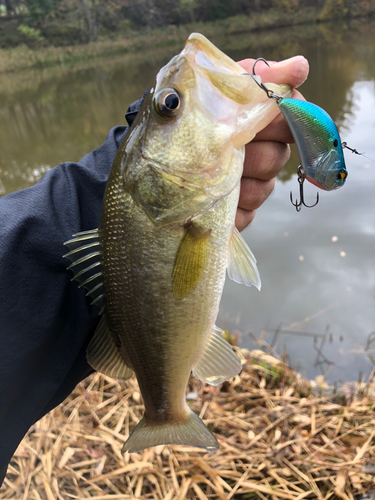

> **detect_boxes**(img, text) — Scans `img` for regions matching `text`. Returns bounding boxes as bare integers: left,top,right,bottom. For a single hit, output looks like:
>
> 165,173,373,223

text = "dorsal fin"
63,229,105,313
87,316,133,382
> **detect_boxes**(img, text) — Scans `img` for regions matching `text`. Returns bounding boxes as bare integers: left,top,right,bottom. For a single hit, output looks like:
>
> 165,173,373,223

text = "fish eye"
155,88,181,117
337,170,347,181
333,139,338,147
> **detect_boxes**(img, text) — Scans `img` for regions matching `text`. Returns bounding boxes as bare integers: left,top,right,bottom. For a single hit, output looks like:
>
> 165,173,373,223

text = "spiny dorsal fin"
172,225,211,300
63,229,105,313
192,325,242,386
87,316,133,382
227,226,261,290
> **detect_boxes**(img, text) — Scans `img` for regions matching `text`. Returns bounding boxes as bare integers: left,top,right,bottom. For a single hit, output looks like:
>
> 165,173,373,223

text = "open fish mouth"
183,33,262,106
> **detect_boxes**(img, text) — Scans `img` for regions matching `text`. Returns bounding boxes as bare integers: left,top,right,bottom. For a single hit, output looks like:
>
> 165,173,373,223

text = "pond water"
1,18,375,383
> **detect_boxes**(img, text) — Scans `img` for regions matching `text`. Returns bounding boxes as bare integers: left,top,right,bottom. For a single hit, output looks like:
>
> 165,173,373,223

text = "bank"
0,3,374,74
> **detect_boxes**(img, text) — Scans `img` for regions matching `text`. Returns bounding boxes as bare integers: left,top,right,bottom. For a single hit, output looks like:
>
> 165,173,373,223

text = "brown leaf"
341,435,368,447
335,468,348,497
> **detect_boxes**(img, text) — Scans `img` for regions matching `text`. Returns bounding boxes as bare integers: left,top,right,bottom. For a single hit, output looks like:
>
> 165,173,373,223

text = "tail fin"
122,410,218,454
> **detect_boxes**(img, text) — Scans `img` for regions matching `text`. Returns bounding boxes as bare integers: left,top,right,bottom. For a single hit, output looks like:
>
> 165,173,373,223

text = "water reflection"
220,77,375,382
0,52,176,194
1,18,375,382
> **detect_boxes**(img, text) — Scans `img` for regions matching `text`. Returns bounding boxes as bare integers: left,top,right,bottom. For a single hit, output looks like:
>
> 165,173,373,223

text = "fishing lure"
252,58,349,211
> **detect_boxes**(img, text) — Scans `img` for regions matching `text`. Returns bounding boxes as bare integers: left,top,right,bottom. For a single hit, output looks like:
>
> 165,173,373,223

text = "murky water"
1,18,375,382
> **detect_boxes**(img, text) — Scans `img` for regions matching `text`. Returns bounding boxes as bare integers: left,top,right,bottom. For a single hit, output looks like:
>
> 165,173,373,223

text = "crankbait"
252,58,352,211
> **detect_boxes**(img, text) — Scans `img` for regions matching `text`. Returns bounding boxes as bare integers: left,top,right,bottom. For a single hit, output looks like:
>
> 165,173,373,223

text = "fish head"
122,33,292,226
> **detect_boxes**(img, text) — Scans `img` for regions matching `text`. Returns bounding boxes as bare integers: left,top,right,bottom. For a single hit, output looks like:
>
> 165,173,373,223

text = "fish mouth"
185,33,246,77
183,33,261,105
183,33,292,118
157,33,290,106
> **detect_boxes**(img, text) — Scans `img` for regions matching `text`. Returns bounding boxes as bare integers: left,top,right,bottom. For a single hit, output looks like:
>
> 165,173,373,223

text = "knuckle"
245,141,290,179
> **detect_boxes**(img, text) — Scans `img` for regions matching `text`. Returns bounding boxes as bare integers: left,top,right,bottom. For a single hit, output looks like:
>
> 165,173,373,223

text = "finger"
238,177,276,212
235,208,257,232
237,55,309,89
253,114,294,143
243,141,290,181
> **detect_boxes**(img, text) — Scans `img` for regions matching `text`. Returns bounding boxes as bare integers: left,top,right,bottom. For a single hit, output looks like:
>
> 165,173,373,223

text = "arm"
0,125,128,485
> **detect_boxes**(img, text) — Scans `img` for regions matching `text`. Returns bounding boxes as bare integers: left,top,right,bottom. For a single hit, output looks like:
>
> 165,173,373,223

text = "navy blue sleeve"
0,96,145,485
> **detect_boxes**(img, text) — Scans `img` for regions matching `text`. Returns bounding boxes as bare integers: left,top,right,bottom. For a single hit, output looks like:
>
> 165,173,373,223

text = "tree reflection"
0,18,375,195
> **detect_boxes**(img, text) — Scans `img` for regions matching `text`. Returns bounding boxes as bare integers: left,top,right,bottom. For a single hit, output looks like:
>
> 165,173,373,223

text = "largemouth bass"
64,33,291,453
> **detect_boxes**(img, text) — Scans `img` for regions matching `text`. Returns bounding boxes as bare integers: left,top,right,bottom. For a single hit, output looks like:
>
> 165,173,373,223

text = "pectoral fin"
173,226,211,300
192,325,242,386
87,316,133,382
227,227,261,290
63,229,105,314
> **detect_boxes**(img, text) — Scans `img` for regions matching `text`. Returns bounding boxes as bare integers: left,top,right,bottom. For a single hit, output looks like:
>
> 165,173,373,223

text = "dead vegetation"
1,349,375,499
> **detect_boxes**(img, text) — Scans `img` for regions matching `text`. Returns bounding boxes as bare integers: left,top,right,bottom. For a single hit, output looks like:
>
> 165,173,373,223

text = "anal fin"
87,316,133,382
227,226,261,290
192,325,242,386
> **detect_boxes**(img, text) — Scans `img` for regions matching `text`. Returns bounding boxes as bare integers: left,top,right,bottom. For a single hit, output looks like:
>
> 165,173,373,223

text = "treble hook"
290,166,319,212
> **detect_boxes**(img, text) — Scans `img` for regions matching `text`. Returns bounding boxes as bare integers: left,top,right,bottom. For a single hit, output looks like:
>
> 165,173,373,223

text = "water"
1,18,375,383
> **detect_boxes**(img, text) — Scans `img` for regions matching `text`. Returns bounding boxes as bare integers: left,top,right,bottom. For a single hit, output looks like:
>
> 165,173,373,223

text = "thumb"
237,55,309,89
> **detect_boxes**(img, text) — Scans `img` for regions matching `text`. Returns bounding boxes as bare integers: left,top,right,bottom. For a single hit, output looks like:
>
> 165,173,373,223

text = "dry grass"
2,349,375,499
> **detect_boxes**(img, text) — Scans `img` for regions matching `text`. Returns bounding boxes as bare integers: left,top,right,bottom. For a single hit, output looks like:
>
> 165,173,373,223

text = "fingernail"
274,56,309,81
274,55,307,66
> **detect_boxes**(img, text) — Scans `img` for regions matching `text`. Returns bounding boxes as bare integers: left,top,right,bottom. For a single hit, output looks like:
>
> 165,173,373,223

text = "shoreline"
0,8,374,74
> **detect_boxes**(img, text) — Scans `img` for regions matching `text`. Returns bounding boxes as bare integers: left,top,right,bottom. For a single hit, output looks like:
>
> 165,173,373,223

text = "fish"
277,98,348,190
64,33,291,454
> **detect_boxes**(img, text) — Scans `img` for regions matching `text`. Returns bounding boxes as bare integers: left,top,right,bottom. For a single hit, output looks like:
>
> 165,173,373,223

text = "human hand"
235,55,310,231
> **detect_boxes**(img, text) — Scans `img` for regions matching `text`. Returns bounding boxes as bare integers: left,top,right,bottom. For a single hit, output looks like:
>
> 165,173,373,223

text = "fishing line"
342,142,375,163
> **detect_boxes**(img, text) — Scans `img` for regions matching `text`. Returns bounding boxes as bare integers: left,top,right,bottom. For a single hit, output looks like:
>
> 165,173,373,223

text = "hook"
252,57,270,74
251,58,283,103
290,166,319,212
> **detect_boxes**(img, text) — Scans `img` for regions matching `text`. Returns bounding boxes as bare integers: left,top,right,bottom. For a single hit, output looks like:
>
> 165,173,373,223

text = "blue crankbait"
252,58,350,211
278,99,348,191
279,98,348,211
